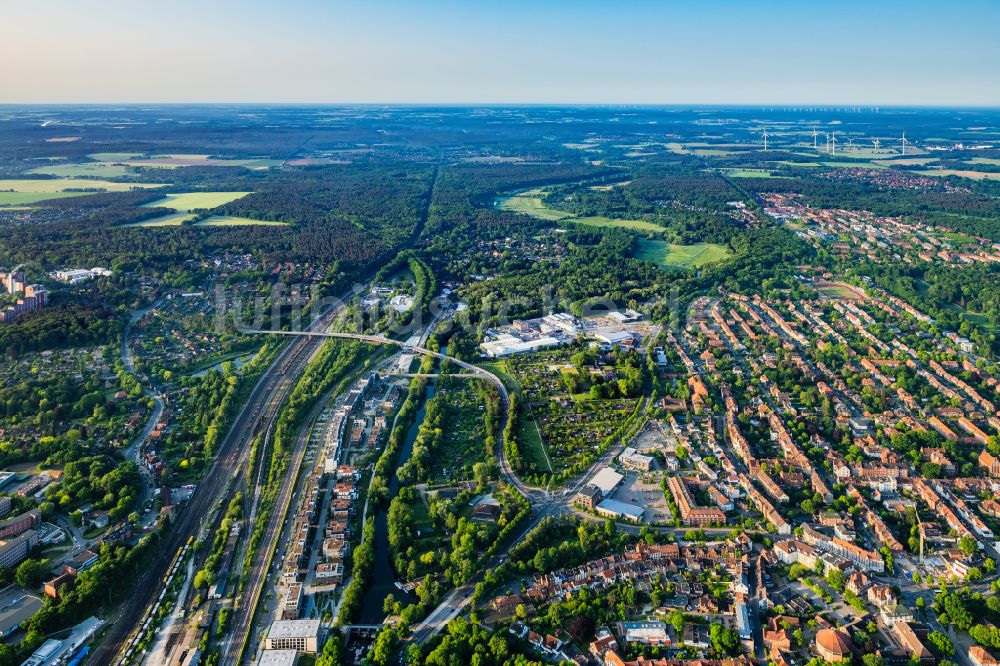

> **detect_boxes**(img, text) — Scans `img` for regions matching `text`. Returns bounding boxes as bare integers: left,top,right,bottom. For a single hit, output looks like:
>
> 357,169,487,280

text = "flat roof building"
596,499,645,523
256,650,298,666
264,619,322,653
590,467,624,497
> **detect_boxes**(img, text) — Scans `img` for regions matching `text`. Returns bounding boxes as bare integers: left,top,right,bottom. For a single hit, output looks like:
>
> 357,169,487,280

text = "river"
357,382,436,622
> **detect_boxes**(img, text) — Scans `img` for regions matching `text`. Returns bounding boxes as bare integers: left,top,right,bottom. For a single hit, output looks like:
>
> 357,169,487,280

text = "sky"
2,0,999,105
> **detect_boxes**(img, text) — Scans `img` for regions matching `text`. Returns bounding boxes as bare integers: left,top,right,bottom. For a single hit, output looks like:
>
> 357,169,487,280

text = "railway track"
92,292,358,666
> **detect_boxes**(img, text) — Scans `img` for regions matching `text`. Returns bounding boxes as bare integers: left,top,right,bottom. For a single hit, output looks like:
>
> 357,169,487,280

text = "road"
241,327,556,503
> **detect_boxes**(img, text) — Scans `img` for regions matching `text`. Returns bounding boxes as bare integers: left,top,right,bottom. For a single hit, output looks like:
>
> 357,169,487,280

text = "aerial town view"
1,2,999,666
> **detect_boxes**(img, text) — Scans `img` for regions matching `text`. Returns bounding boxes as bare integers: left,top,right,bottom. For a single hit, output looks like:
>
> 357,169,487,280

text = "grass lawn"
634,239,731,269
142,191,251,212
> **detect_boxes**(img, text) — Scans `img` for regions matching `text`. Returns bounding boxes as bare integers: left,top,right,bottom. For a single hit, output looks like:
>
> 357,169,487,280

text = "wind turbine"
825,133,831,154
830,131,838,155
812,128,818,149
847,137,855,150
873,137,881,151
761,128,769,152
900,130,909,156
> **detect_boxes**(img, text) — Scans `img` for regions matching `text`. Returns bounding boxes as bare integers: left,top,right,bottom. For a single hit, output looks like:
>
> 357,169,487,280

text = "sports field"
634,239,731,269
813,281,867,301
142,192,251,212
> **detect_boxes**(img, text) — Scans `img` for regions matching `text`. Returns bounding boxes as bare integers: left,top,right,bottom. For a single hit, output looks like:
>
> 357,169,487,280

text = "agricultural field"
633,239,731,270
0,178,165,205
872,157,939,166
142,192,251,212
0,178,164,193
968,157,1000,167
27,162,133,178
0,191,83,206
919,168,1000,180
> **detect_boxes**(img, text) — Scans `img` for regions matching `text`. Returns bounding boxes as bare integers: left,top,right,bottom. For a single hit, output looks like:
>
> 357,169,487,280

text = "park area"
633,239,731,270
499,188,665,232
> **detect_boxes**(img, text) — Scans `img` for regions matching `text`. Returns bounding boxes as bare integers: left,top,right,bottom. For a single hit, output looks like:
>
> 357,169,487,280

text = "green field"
126,212,197,227
195,215,285,226
142,191,251,212
634,239,731,269
570,215,665,232
724,169,795,179
499,188,664,231
968,157,1000,167
28,162,133,178
919,169,1000,180
0,178,165,193
0,191,86,206
872,157,939,166
821,161,886,169
497,189,572,220
128,213,284,227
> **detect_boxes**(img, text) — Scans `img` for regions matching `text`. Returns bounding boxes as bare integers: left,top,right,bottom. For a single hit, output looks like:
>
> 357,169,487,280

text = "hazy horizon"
3,0,998,106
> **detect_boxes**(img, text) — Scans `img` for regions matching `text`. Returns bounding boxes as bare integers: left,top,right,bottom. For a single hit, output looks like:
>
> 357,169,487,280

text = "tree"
958,536,978,557
15,559,48,589
928,631,954,656
709,623,740,655
862,655,885,666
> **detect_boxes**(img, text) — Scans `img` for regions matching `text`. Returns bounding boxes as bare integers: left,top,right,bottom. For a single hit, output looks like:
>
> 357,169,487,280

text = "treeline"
334,517,375,626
